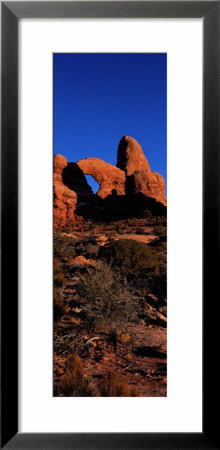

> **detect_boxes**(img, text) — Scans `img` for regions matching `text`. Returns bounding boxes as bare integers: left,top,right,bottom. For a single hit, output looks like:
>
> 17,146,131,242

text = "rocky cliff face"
117,136,151,175
54,136,166,227
54,155,111,227
54,154,78,228
117,136,167,206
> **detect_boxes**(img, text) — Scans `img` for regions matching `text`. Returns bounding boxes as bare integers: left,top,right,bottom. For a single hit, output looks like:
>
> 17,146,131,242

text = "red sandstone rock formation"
54,155,109,227
127,170,167,206
54,154,95,227
117,136,166,206
117,136,151,175
54,136,166,227
54,154,78,228
77,157,126,198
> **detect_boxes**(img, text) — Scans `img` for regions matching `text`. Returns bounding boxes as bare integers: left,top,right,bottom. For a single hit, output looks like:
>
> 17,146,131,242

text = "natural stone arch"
84,174,100,194
77,157,126,198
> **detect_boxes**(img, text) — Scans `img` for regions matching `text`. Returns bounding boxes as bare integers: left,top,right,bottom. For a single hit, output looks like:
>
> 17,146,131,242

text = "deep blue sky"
54,53,167,193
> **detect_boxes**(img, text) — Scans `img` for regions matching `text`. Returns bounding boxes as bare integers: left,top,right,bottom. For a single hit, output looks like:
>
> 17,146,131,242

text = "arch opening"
85,175,100,194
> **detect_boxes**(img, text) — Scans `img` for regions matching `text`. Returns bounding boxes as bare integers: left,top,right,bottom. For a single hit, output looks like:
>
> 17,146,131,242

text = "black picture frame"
1,1,220,449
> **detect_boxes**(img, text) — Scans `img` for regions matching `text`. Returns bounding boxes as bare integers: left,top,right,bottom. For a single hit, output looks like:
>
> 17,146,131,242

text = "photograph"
53,53,167,397
2,0,219,446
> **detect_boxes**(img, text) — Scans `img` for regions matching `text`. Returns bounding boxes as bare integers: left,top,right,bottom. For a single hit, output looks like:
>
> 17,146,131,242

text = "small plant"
154,225,167,236
99,370,139,397
108,230,117,238
115,224,124,234
54,233,77,260
98,239,159,276
61,354,93,396
79,262,138,329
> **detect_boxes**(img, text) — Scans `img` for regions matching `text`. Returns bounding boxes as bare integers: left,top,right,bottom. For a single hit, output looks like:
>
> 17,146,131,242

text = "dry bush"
99,370,139,397
54,233,77,260
79,262,138,329
61,354,93,397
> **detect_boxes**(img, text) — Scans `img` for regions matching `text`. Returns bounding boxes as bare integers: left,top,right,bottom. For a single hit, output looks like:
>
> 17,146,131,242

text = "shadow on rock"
61,164,166,223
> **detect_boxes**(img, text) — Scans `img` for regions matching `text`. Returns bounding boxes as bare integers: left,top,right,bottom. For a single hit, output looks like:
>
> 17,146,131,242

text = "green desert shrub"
79,262,138,328
98,239,159,276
